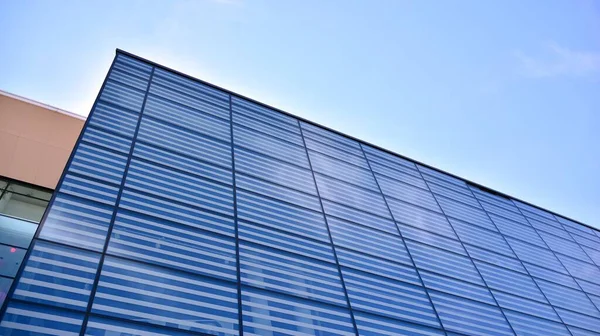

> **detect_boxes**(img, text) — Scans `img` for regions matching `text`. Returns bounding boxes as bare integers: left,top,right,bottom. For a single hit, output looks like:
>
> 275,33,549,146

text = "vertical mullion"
466,187,574,335
298,123,359,336
359,144,448,335
230,96,244,336
77,66,156,336
0,54,120,321
0,182,7,201
411,166,518,336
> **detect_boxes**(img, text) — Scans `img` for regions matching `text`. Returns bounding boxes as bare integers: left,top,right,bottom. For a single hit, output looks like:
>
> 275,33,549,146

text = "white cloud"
514,42,600,78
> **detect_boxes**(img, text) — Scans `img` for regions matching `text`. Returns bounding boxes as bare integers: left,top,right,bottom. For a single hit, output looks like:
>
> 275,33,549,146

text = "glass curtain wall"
1,51,599,336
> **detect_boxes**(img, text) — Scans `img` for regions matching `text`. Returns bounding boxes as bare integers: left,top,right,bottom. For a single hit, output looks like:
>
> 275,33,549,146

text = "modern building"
0,50,599,336
0,90,84,312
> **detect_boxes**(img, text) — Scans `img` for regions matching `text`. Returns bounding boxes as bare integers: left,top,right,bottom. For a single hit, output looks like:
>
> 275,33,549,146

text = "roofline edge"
114,48,596,232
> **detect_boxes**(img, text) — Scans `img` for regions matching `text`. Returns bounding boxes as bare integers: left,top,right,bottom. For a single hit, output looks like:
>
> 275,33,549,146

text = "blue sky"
1,0,599,227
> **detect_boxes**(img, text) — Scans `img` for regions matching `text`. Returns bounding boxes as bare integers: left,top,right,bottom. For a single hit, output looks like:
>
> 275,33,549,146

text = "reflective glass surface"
2,51,600,336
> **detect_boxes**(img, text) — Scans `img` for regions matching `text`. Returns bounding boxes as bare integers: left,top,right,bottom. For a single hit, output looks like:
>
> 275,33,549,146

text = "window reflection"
0,215,37,248
0,192,48,222
5,183,52,201
0,244,26,277
0,177,53,303
0,276,12,308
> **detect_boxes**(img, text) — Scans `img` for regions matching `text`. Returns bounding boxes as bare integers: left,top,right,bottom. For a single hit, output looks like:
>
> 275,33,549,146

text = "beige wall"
0,91,84,189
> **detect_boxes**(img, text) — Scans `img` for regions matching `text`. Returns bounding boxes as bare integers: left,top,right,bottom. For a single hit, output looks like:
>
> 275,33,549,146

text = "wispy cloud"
514,42,600,78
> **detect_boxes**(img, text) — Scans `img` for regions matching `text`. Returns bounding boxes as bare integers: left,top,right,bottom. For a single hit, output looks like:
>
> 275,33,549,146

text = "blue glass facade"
1,50,600,336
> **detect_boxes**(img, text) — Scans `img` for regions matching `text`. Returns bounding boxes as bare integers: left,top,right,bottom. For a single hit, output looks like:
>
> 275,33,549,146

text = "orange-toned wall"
0,92,84,189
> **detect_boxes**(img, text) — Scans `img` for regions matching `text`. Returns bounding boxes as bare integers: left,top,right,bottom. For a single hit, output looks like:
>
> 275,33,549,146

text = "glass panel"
568,325,600,336
503,309,570,336
0,244,26,277
119,188,235,237
241,286,355,336
322,199,397,234
234,124,309,168
354,310,446,336
303,136,368,168
0,192,48,222
420,270,495,305
536,279,600,316
125,157,234,216
450,218,515,257
342,267,441,328
336,247,420,285
133,142,232,185
540,231,593,263
371,163,427,189
507,237,568,274
407,240,484,286
6,183,52,201
435,195,496,231
465,243,527,273
236,188,328,242
151,67,229,120
315,173,389,217
0,301,84,335
309,149,379,191
491,214,546,247
0,179,7,191
417,165,467,188
386,197,456,238
328,216,411,265
0,276,12,308
236,173,321,211
399,223,466,256
59,174,120,205
474,260,546,302
238,219,335,263
12,240,101,310
40,193,114,251
481,200,531,225
92,256,238,336
0,215,37,248
87,102,139,138
99,79,146,112
557,254,600,285
493,290,560,322
429,290,514,336
235,147,316,195
233,96,299,131
67,142,128,186
363,144,417,170
143,94,231,142
114,53,153,81
108,209,237,282
428,181,481,208
301,122,362,153
555,308,600,334
85,314,195,336
111,58,150,90
81,125,134,154
233,106,302,145
239,241,346,306
137,117,232,167
301,122,364,159
378,174,441,212
422,173,472,197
